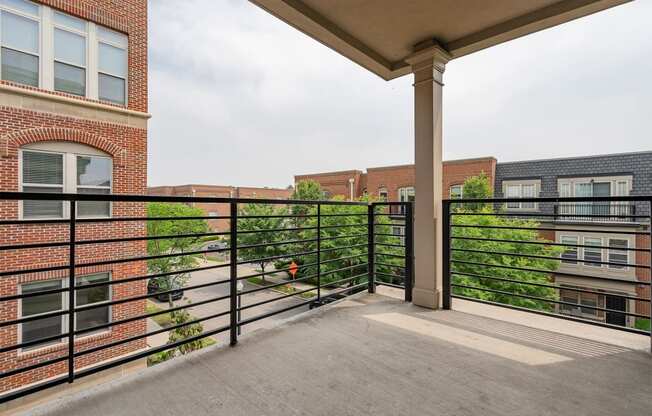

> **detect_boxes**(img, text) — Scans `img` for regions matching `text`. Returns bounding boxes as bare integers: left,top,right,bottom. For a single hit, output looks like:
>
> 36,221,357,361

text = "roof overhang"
250,0,631,80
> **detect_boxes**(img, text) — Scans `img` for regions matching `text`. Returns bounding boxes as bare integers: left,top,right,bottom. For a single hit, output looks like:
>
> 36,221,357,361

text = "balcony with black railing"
553,202,638,223
1,193,652,416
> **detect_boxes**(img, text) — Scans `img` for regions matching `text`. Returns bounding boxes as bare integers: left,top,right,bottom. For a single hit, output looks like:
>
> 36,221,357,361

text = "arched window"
20,141,112,219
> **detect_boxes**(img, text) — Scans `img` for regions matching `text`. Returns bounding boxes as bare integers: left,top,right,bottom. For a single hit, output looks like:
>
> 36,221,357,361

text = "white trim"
503,179,540,211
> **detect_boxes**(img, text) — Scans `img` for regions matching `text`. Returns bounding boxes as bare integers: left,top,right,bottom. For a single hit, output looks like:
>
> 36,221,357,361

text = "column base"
412,287,441,309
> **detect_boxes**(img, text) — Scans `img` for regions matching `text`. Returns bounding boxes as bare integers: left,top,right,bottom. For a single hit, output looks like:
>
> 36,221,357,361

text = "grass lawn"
146,301,174,328
247,277,316,299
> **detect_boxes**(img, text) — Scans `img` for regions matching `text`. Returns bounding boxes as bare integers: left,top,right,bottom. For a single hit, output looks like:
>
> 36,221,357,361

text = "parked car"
147,278,184,302
206,241,228,251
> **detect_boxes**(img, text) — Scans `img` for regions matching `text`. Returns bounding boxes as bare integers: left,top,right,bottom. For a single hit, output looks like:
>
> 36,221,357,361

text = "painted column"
406,45,450,309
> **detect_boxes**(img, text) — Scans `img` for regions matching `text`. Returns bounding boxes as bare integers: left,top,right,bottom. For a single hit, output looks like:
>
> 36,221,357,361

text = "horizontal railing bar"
0,286,69,303
320,282,368,299
321,263,369,277
320,273,368,288
75,310,231,358
372,202,410,206
0,240,70,251
319,213,367,217
451,259,651,286
75,293,231,336
451,211,647,219
374,252,405,260
373,213,407,218
375,281,405,289
76,232,227,245
237,299,314,327
237,214,316,219
0,308,68,328
237,261,320,280
238,287,316,312
0,331,70,354
0,263,68,278
319,223,367,230
452,224,649,235
445,195,652,203
451,271,650,302
375,262,406,270
374,242,405,249
236,248,318,266
0,191,367,206
373,233,403,238
77,216,231,223
451,236,651,252
237,226,317,234
375,271,405,281
74,278,232,313
238,274,318,295
0,356,69,381
0,218,69,225
452,248,649,269
451,283,649,318
320,243,368,254
319,253,369,265
76,247,230,268
319,233,368,242
237,237,318,250
375,222,404,227
71,263,231,291
73,324,231,382
451,295,650,336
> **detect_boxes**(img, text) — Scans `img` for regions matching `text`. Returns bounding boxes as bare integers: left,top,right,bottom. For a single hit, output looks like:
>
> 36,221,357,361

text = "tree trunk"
261,263,266,282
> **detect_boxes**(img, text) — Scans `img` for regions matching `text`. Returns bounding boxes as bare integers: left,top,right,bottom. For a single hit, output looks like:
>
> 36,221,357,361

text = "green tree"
147,203,209,308
147,308,214,366
237,203,289,282
291,180,324,202
451,175,562,311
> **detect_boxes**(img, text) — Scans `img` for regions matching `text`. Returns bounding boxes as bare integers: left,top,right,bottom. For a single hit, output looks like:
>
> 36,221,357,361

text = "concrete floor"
26,294,652,416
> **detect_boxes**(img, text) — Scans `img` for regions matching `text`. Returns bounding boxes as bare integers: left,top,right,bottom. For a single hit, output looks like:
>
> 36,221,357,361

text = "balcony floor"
28,293,652,416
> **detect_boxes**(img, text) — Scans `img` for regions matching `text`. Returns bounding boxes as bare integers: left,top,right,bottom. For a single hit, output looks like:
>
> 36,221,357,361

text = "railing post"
316,203,321,303
67,200,76,383
368,204,375,294
404,202,414,302
648,200,651,353
442,200,452,310
229,201,238,347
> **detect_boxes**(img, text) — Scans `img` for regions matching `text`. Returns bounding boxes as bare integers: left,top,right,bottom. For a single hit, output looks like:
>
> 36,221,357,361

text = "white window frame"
0,0,42,88
582,236,603,268
503,180,540,211
19,143,113,220
559,235,579,264
0,2,128,104
97,26,128,106
51,10,88,96
450,184,463,199
607,238,629,270
378,187,388,202
18,272,112,352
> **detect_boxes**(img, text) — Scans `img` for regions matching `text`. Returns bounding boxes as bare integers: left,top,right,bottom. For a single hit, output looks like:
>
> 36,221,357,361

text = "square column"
406,45,450,309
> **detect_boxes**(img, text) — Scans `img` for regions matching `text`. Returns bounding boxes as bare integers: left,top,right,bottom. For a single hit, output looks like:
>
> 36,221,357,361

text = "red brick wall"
0,0,148,113
636,233,650,317
0,0,148,394
296,158,497,202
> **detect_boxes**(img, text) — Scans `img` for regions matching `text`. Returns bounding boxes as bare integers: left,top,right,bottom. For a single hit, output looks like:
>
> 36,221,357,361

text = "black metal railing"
554,202,637,222
442,195,651,346
0,192,413,403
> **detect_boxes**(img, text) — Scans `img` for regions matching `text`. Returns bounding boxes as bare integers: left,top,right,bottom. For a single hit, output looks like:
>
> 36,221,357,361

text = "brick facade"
147,185,293,232
0,0,148,395
295,157,497,201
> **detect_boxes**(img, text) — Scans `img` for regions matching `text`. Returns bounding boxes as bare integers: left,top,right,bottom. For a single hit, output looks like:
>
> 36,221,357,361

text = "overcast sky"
147,0,651,188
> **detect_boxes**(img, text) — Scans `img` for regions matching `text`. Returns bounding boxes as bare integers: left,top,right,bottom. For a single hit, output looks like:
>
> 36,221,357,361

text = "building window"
21,279,64,349
0,0,40,87
505,182,538,210
560,288,599,319
98,26,127,105
208,211,218,217
398,187,414,203
450,185,463,199
0,2,128,103
560,235,578,264
20,272,111,350
378,187,388,201
583,237,602,267
608,238,628,270
75,273,111,332
53,11,87,96
20,143,112,219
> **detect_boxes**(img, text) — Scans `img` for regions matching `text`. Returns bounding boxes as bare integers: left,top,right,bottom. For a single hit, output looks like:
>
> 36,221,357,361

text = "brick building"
0,0,149,399
295,157,497,202
147,185,293,232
